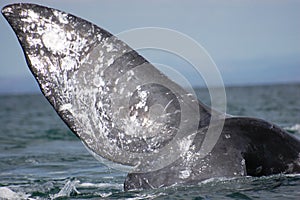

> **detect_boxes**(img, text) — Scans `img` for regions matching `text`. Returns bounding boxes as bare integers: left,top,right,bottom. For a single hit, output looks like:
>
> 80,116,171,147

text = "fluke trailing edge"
2,3,300,191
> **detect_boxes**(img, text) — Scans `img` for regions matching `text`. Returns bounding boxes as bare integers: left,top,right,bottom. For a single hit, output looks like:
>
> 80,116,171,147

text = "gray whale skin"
2,3,300,191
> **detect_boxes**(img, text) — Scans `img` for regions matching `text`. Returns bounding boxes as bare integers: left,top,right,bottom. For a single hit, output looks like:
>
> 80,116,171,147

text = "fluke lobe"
2,3,300,191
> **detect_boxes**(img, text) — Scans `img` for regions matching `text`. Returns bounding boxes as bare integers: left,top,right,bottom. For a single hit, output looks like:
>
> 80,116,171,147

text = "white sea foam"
79,182,123,189
125,193,167,200
50,180,80,199
285,124,300,134
95,192,113,198
0,187,30,200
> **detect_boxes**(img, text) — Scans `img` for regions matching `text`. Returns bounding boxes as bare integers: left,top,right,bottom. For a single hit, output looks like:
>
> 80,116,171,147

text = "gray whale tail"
2,3,300,191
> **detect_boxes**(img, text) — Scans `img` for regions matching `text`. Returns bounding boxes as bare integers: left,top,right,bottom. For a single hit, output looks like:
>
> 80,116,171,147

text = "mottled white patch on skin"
28,9,39,21
241,159,246,176
53,10,68,24
61,56,77,71
2,6,13,14
184,150,194,162
107,57,114,66
29,56,43,71
121,105,165,139
179,169,191,179
59,103,72,112
135,90,148,109
126,76,132,81
144,106,148,112
93,77,105,87
42,28,67,54
225,134,231,139
178,135,193,153
241,159,245,166
18,8,89,65
102,42,114,52
96,34,102,41
128,70,134,76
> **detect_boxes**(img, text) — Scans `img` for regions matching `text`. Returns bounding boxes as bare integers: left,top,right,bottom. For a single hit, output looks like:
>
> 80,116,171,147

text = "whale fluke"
2,3,213,171
2,3,300,191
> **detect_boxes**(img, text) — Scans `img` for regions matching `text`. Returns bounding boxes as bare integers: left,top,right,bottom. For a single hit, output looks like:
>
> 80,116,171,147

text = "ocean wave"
284,124,300,134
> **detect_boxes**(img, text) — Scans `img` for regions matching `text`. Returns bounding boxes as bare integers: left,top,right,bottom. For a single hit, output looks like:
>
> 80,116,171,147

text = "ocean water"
0,83,299,199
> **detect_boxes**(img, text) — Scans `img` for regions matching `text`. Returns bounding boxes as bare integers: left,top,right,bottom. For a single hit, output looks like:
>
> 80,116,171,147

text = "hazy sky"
0,0,300,94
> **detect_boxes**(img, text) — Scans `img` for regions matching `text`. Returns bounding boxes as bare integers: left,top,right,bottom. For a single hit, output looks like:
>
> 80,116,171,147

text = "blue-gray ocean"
0,83,299,199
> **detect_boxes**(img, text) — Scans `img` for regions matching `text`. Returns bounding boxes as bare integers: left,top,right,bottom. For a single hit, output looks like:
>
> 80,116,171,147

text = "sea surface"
0,83,299,199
